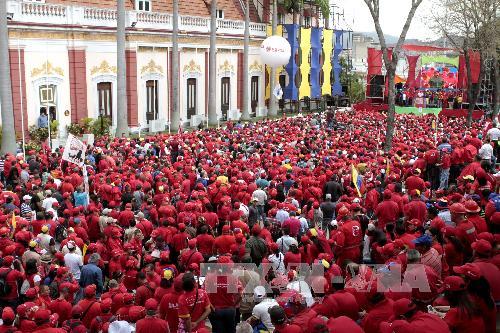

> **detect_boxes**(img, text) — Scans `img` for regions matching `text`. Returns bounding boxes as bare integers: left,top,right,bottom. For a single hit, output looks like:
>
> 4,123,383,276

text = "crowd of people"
0,108,498,333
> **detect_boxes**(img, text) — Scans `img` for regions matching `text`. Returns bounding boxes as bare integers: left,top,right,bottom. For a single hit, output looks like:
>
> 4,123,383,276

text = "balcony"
8,0,267,37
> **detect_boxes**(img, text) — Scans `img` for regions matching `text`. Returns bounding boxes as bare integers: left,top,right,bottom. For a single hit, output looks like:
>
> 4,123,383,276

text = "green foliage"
339,57,365,103
280,0,330,18
28,120,58,144
25,141,41,152
66,117,111,138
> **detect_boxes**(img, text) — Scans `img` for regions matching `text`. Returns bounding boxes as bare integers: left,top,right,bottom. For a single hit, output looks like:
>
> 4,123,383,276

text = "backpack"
55,223,68,243
0,269,12,297
490,194,500,212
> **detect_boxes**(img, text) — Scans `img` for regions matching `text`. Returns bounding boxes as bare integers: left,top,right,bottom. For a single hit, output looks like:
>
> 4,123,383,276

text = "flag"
62,134,87,167
11,212,16,230
386,158,390,176
351,165,362,197
82,244,88,257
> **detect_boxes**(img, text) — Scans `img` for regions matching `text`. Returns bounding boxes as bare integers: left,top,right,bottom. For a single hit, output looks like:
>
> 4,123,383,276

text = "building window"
39,84,55,105
216,10,224,19
304,16,311,28
136,0,151,12
146,80,159,121
186,78,197,119
278,13,285,24
97,82,112,121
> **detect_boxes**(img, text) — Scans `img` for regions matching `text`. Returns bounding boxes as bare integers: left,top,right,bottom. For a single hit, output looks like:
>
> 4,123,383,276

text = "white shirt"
252,299,279,332
252,189,267,206
64,252,83,280
487,127,500,140
276,235,298,253
275,210,289,224
479,143,493,160
268,253,285,275
287,281,315,307
42,197,57,211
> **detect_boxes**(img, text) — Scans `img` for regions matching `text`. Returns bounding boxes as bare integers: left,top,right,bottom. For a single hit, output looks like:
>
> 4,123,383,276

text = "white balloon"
260,36,291,68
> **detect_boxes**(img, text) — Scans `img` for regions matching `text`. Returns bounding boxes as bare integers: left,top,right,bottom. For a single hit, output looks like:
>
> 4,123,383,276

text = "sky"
335,0,437,41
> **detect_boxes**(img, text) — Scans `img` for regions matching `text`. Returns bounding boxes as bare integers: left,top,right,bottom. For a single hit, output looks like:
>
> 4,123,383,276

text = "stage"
354,102,485,120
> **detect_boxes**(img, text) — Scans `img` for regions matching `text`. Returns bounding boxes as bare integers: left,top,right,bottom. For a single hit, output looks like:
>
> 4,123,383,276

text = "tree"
268,0,279,117
241,0,251,121
208,0,218,126
340,58,365,104
430,0,499,125
363,0,424,151
0,1,16,153
171,0,180,130
115,0,128,137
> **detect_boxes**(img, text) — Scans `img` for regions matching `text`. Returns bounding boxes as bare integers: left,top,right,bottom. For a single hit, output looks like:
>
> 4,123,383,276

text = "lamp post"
100,108,104,135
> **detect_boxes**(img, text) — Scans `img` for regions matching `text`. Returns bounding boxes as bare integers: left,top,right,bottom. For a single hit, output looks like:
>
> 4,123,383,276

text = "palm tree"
115,0,128,137
241,0,251,121
0,1,16,153
268,0,279,117
171,0,180,130
208,0,218,126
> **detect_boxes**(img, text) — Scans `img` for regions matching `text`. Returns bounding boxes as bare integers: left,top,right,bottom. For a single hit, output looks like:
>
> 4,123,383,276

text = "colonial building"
3,0,344,140
3,0,271,138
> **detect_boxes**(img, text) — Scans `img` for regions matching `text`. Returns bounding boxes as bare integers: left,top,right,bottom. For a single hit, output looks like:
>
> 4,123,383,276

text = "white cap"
67,241,75,250
330,220,338,227
325,194,332,199
367,223,376,232
253,286,266,302
23,195,32,201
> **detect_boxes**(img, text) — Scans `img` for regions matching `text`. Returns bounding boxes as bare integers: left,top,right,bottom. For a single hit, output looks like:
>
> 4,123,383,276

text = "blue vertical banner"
310,27,322,98
283,24,299,101
332,30,344,96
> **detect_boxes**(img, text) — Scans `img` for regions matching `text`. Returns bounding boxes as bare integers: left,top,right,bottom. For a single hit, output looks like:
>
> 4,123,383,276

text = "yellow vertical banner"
299,28,311,99
322,29,333,96
265,25,284,101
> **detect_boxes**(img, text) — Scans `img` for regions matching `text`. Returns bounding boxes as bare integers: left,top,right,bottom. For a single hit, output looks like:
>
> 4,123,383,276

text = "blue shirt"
74,191,89,208
79,263,103,296
38,115,48,128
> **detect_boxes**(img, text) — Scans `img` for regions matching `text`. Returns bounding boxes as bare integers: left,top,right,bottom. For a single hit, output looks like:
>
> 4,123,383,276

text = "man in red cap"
464,200,488,233
361,288,394,333
471,239,500,302
214,225,236,255
335,208,362,265
450,203,477,248
48,283,73,326
0,256,24,308
33,309,65,333
389,298,450,333
375,190,400,229
135,272,156,306
178,272,211,332
89,298,114,333
0,307,16,333
406,168,425,193
179,238,204,271
404,190,427,224
76,284,101,327
135,298,169,333
61,305,87,333
159,274,183,332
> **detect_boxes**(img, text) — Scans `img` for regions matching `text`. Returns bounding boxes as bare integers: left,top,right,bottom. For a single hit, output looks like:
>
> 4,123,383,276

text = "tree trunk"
208,0,218,126
465,50,484,127
493,55,500,122
0,1,17,153
384,68,396,151
115,0,128,137
241,0,250,121
171,0,180,130
268,0,278,117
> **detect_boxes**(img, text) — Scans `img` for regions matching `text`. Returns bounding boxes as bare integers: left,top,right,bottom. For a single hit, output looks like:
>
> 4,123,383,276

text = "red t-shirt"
178,288,211,331
205,274,239,310
159,291,181,333
444,307,485,333
0,267,23,301
196,234,215,257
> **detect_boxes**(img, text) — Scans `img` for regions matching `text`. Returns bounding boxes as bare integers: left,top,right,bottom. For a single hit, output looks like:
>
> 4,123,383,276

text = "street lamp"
100,107,104,135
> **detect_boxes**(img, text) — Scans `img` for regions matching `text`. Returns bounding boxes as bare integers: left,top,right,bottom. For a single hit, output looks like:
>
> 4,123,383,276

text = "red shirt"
214,235,236,255
444,307,485,333
472,259,500,302
361,298,394,333
314,290,359,321
135,282,155,306
178,288,211,331
77,298,102,328
159,290,181,332
136,317,170,333
404,200,427,224
406,176,425,192
282,218,301,237
196,234,215,257
205,274,239,309
49,299,72,325
408,311,450,333
375,200,400,228
0,267,23,301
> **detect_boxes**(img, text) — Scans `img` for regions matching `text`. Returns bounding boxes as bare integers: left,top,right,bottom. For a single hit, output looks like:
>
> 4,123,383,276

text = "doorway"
221,77,230,120
251,76,259,116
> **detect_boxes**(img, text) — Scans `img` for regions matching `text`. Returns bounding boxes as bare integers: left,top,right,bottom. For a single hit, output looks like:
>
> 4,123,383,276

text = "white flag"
273,84,283,99
62,134,87,167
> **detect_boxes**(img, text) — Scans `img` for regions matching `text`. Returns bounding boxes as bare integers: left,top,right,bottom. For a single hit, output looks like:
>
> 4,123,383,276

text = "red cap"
178,223,186,231
270,242,279,252
464,200,480,213
222,224,231,233
125,203,132,209
144,298,158,311
2,307,15,322
307,317,328,333
84,284,96,296
188,238,197,248
453,263,482,280
380,320,412,333
383,189,392,199
100,298,112,312
251,224,262,235
123,293,134,304
477,232,494,244
337,206,350,218
34,309,51,323
71,305,83,316
25,288,37,299
392,298,416,317
471,239,492,255
128,306,145,322
443,276,466,291
449,203,467,214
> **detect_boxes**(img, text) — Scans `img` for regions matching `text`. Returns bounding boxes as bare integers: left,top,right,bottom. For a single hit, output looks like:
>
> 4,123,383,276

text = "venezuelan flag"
351,165,362,197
